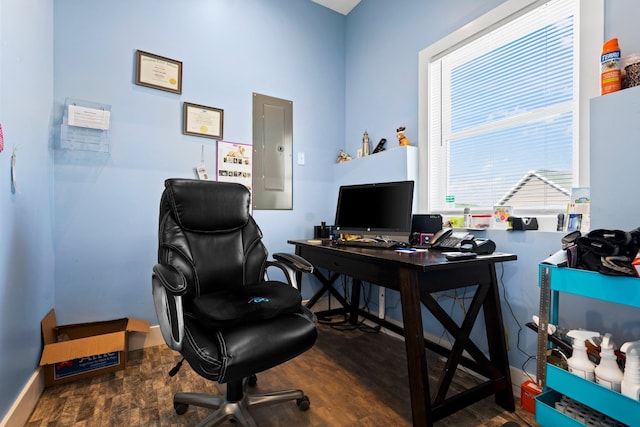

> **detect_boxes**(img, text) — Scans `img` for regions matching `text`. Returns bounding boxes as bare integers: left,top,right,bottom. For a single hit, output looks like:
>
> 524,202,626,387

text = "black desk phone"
429,228,469,251
460,237,496,255
429,229,496,254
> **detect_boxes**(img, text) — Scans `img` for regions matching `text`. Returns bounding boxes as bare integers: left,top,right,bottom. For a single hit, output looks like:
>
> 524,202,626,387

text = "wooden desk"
289,240,517,427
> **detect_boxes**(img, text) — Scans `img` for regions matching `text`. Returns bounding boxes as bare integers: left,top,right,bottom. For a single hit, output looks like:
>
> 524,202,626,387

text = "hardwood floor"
26,322,538,426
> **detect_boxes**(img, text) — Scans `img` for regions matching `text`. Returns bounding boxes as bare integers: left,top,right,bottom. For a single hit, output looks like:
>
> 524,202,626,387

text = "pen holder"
313,224,332,239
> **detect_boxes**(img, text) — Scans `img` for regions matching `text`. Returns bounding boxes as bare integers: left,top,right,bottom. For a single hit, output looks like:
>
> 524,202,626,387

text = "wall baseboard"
0,368,44,427
130,324,164,351
2,316,534,426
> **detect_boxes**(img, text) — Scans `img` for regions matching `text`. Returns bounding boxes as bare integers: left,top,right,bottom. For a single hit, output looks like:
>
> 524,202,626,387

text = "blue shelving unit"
535,265,640,427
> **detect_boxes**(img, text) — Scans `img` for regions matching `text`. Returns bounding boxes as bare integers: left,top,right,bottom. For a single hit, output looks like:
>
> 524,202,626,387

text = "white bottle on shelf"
567,330,599,381
594,333,624,392
621,340,640,400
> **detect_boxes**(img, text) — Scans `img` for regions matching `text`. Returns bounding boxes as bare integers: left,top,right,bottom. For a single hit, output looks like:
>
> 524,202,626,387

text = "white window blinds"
428,0,579,212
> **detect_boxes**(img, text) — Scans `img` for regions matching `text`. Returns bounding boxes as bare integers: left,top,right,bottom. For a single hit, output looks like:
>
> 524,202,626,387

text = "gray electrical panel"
252,93,293,210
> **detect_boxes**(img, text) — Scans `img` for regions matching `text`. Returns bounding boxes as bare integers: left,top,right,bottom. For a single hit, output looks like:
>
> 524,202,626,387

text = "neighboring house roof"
496,170,571,206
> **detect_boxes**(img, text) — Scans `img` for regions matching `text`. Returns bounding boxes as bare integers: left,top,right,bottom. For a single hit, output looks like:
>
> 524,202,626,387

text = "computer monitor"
333,180,414,236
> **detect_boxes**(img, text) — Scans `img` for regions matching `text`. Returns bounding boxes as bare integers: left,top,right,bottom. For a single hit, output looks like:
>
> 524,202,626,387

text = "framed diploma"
135,50,182,94
183,102,224,140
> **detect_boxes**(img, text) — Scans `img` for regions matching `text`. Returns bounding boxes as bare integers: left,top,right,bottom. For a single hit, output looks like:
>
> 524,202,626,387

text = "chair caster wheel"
296,396,310,411
174,402,188,415
248,374,257,387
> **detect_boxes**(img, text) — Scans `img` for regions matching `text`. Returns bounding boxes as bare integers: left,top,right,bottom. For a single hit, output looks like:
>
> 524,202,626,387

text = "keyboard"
334,238,400,249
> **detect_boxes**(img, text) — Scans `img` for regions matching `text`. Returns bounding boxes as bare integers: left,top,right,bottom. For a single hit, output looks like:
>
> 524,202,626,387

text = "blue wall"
343,0,505,154
2,0,640,421
52,0,345,325
0,0,54,417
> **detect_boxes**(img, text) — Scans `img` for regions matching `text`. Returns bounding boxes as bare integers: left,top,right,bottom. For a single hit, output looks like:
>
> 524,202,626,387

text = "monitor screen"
334,180,414,234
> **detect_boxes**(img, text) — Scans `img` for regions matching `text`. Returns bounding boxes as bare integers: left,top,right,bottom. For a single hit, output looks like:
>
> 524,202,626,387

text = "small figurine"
336,149,352,163
397,126,410,146
362,131,370,156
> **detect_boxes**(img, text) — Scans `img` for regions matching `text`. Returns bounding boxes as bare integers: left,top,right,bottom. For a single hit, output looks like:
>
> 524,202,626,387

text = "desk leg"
350,278,361,325
399,268,431,427
483,264,515,411
306,270,345,308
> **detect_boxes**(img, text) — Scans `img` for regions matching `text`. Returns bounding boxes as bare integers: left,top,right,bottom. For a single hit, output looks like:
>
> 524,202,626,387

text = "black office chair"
152,178,318,426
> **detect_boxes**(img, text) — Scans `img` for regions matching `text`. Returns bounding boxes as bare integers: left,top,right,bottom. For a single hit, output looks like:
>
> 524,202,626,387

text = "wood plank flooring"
26,322,538,426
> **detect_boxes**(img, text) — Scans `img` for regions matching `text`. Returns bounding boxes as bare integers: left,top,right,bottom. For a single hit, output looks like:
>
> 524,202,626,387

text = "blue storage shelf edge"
540,364,640,426
538,264,640,308
536,389,585,427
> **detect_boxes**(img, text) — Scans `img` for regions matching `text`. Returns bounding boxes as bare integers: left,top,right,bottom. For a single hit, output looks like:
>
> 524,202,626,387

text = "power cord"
315,274,380,333
497,263,537,384
435,287,472,349
339,280,381,333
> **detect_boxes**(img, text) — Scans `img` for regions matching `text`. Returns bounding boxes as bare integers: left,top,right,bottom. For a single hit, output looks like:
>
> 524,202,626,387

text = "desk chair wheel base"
174,402,188,415
247,374,257,387
296,396,311,411
172,379,311,427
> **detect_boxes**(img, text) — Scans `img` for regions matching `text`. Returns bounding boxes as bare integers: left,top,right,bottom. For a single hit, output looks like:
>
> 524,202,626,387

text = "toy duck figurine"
396,126,410,146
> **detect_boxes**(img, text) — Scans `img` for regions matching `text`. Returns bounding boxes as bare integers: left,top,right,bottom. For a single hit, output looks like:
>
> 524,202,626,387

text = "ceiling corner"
311,0,361,16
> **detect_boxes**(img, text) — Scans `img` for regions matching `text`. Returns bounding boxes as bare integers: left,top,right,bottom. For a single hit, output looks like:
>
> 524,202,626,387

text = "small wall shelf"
332,145,419,212
59,98,111,153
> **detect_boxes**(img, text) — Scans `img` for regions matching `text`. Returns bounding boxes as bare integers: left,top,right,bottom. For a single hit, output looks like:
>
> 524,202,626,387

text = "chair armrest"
152,264,186,351
152,264,188,295
272,253,314,274
267,253,314,290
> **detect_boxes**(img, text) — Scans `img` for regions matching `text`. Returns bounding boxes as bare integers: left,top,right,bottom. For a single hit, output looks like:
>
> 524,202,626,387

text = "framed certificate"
135,50,182,94
183,102,224,140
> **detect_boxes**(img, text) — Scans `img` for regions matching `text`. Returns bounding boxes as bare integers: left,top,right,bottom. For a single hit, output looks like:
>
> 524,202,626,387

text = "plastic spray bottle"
567,330,600,381
621,340,640,400
595,333,623,392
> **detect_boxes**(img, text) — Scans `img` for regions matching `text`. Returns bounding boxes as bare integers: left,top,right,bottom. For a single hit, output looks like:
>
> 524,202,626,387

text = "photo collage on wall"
216,141,252,192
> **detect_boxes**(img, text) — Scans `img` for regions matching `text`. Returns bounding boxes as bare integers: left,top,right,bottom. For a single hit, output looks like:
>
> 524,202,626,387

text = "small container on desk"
469,214,491,230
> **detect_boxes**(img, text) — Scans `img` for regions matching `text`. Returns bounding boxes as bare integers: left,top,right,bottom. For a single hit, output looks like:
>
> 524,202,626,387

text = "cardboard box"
39,308,149,386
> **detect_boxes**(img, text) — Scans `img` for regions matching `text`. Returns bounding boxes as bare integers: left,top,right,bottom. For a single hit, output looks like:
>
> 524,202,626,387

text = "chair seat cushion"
193,281,302,328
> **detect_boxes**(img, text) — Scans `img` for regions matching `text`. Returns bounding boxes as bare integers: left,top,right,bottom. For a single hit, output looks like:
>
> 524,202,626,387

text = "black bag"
562,231,581,268
572,228,639,276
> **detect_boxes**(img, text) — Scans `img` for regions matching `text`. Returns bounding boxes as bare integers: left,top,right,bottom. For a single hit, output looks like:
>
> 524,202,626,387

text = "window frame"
417,0,603,219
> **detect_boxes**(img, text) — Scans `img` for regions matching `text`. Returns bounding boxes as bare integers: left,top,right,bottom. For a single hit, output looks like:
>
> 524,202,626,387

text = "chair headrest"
162,179,251,232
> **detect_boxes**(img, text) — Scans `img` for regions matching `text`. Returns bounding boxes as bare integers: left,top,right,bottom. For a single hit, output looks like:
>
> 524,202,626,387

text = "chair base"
173,379,309,427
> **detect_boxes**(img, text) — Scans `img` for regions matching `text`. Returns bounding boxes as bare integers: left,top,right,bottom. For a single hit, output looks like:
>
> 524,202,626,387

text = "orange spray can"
601,38,621,95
